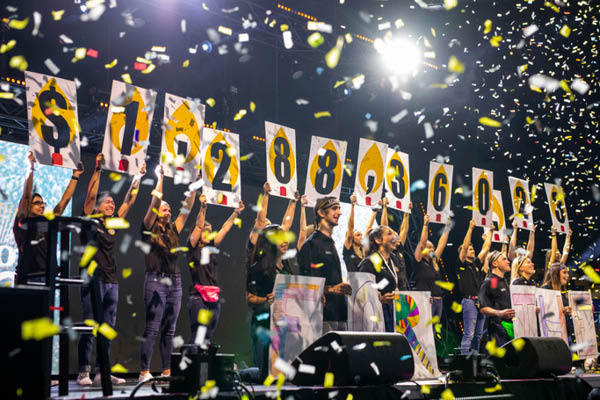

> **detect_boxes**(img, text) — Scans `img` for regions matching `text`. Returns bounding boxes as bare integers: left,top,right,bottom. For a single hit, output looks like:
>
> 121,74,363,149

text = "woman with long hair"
541,263,572,317
138,166,197,382
342,194,369,272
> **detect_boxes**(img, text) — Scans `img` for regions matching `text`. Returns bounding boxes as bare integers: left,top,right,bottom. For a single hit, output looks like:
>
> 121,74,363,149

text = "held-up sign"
304,136,347,207
25,71,81,169
160,93,205,179
427,161,453,224
201,128,242,207
472,168,494,227
265,121,297,199
544,183,570,234
101,80,157,175
492,190,507,243
353,138,387,207
384,148,411,213
508,176,534,231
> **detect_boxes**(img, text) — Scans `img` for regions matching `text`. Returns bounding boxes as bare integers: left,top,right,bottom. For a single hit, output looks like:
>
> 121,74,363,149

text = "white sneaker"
77,372,92,386
93,373,126,386
138,371,153,383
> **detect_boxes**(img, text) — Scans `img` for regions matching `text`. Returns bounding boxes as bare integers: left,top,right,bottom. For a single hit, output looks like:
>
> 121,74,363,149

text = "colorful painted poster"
395,291,440,379
265,121,298,199
347,272,385,332
544,183,570,235
269,275,325,375
427,161,453,224
536,287,568,345
384,148,411,213
472,168,494,228
568,291,598,358
201,128,242,207
510,284,538,338
508,176,534,231
304,136,347,207
25,71,81,169
492,190,507,243
353,138,387,207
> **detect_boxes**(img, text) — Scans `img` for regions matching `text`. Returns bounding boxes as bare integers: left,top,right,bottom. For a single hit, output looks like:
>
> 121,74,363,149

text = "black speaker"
291,331,414,386
169,345,235,394
495,337,572,379
0,286,51,399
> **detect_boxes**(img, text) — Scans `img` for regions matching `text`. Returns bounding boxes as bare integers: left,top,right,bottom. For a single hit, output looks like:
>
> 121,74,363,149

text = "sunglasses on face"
32,200,46,206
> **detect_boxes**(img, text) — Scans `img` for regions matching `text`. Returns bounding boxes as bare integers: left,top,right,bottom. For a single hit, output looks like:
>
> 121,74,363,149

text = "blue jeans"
188,295,222,343
140,272,182,371
383,302,395,333
460,298,486,354
432,297,443,320
78,281,119,371
250,308,270,380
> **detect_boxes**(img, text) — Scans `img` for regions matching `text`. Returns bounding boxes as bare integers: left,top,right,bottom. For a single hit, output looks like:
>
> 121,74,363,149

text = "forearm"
17,169,34,217
247,292,267,305
54,175,79,215
365,210,377,236
480,306,498,317
214,210,239,246
399,212,409,244
526,230,535,258
560,236,571,264
460,227,474,260
381,204,389,226
281,199,297,231
83,169,101,215
257,193,269,226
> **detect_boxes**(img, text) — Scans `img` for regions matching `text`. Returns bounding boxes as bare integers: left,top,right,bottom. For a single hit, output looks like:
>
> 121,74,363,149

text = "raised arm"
344,194,357,250
54,162,84,216
560,229,572,264
508,219,518,260
414,214,430,262
143,166,164,230
478,223,494,262
83,153,103,216
459,219,476,263
214,201,244,247
548,226,558,266
188,194,207,248
281,192,299,231
397,202,412,246
17,152,36,219
249,182,270,246
173,175,199,234
117,163,145,218
380,198,389,226
526,224,535,260
435,222,450,260
364,208,378,237
297,195,308,250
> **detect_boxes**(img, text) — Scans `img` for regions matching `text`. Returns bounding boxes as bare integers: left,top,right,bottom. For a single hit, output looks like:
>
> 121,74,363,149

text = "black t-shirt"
392,244,409,291
357,252,399,295
414,259,444,297
141,222,180,274
343,245,362,273
479,274,511,330
512,277,535,286
457,257,485,297
187,239,218,293
298,230,347,322
246,258,295,312
91,219,118,284
13,216,48,278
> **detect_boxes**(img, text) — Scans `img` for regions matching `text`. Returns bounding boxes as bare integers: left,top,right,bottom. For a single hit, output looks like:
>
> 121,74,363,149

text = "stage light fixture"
201,41,213,53
376,38,422,77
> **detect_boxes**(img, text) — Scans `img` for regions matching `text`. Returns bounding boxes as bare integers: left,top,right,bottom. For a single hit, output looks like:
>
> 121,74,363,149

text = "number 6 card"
265,121,297,199
427,161,453,224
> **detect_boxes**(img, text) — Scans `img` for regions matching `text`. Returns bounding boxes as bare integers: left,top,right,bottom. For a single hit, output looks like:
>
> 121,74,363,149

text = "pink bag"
194,284,220,303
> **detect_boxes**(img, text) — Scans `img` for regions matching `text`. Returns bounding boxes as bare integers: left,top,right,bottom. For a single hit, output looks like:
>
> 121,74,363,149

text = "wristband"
71,176,79,181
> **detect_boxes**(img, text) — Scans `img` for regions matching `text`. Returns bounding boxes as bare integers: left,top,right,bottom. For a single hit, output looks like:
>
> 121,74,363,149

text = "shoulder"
357,257,373,272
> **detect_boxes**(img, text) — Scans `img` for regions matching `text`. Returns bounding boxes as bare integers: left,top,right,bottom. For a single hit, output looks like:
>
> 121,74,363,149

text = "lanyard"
378,252,398,289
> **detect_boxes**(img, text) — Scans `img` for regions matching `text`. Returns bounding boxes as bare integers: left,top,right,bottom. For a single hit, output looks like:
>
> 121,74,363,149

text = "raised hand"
263,181,271,194
73,162,85,177
235,201,245,214
350,193,357,205
424,214,430,225
301,195,307,207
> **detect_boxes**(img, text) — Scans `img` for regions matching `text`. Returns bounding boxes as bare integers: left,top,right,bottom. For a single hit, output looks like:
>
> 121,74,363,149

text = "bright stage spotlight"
375,38,422,76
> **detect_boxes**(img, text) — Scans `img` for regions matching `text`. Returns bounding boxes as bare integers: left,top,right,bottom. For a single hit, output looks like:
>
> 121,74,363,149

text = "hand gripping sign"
101,80,157,175
544,183,570,234
427,161,453,224
508,176,534,231
353,138,387,207
304,136,347,207
160,93,205,179
265,121,297,199
472,168,494,227
25,71,81,168
201,128,241,207
384,148,411,213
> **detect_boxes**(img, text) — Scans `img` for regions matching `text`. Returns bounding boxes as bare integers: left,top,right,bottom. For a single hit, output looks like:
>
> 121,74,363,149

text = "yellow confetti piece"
8,17,29,30
519,64,528,74
581,265,600,283
52,10,65,21
323,372,334,387
311,263,324,269
479,116,502,127
22,317,59,341
443,0,457,10
421,385,431,394
577,304,592,311
121,73,132,84
573,353,580,361
441,388,455,400
369,253,383,273
307,32,324,48
276,372,285,391
512,337,526,351
489,36,503,47
429,83,448,89
0,92,14,99
344,33,353,43
346,394,354,400
426,315,440,326
122,268,132,279
98,323,117,340
151,45,166,52
170,246,189,254
197,309,213,325
263,374,275,386
17,388,22,397
280,24,289,32
183,59,190,68
87,260,98,276
201,380,216,393
265,230,296,246
451,301,462,313
559,25,571,38
234,109,247,121
435,323,442,333
249,101,256,112
42,209,55,221
109,172,122,181
105,217,130,230
111,363,128,373
435,280,454,291
485,339,506,358
484,384,502,393
454,187,464,194
141,64,156,74
448,56,465,74
151,189,163,199
544,1,560,12
218,25,233,36
206,98,215,107
325,36,344,69
73,47,87,62
80,245,98,267
373,341,391,347
483,19,492,34
526,116,535,124
0,39,17,54
233,217,242,228
9,55,28,72
104,59,118,69
314,111,332,119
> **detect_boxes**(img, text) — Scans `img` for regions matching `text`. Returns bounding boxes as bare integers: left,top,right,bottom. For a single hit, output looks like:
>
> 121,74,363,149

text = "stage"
50,373,600,399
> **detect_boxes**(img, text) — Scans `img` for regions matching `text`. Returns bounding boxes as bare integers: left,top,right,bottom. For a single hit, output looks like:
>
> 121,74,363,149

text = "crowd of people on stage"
13,152,579,384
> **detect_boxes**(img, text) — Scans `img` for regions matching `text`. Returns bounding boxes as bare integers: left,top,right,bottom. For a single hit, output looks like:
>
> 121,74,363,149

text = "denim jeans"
460,298,486,354
383,302,395,333
78,281,119,371
188,295,221,343
250,308,270,381
323,321,348,333
140,272,182,371
432,297,443,320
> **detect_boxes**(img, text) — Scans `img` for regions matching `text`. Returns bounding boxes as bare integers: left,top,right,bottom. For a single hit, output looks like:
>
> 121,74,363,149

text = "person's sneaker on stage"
76,372,92,386
92,373,126,386
158,369,171,379
138,371,153,383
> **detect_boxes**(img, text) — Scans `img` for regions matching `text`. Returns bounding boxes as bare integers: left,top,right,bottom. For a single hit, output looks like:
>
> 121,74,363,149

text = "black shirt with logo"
457,257,485,298
141,223,180,274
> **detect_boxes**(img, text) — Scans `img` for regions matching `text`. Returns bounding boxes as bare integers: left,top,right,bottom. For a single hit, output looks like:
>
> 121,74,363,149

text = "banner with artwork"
510,285,538,338
25,71,81,169
491,190,507,243
384,148,411,213
101,80,157,175
544,183,570,234
269,274,325,375
304,136,347,207
265,121,297,199
347,272,385,332
201,128,242,207
427,162,453,224
395,291,440,379
160,93,204,180
353,138,387,207
536,287,568,344
508,176,534,231
568,291,598,358
472,168,493,228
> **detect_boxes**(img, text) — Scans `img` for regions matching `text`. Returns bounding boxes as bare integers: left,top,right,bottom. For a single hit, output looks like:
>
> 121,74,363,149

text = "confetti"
122,268,132,279
98,323,117,340
369,253,383,273
512,337,526,351
489,36,503,47
8,17,29,30
479,117,502,128
483,19,492,34
52,10,65,21
121,73,132,84
9,55,28,71
451,301,462,313
435,280,454,291
80,245,98,267
22,318,59,340
105,217,130,230
197,309,213,325
111,363,128,373
323,372,334,387
559,25,571,38
0,40,16,54
325,36,344,69
441,388,455,400
314,111,332,119
218,25,232,36
448,56,465,74
105,59,118,69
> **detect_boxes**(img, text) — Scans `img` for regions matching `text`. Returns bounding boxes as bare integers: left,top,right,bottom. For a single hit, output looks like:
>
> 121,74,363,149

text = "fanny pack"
195,284,220,303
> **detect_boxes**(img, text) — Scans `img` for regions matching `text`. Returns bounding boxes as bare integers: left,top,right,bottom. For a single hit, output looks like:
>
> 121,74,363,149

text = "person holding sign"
298,197,352,332
138,166,198,382
541,263,571,317
186,194,245,345
457,220,493,355
413,214,451,319
357,225,400,332
77,153,145,386
13,151,84,284
343,194,368,273
545,226,572,270
479,251,515,347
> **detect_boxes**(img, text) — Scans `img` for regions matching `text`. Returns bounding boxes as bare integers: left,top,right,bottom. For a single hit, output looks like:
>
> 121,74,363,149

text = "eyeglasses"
32,201,46,206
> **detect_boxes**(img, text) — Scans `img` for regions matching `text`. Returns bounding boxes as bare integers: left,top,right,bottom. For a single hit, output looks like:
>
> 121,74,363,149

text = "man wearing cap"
298,196,352,332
